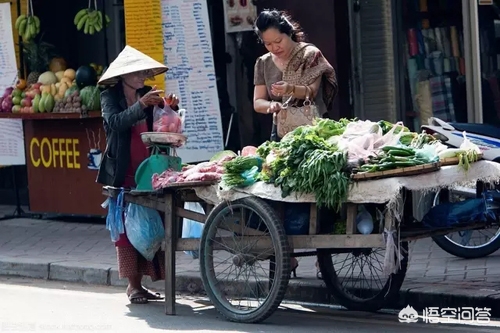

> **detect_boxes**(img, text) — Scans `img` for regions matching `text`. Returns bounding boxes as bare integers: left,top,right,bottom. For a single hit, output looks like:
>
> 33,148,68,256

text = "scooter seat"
449,122,500,140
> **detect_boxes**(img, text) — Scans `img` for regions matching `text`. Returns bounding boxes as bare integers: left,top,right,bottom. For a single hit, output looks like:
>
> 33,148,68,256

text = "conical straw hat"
98,45,168,86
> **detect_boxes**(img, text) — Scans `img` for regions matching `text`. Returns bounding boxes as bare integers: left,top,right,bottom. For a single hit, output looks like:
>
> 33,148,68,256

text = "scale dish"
141,132,187,148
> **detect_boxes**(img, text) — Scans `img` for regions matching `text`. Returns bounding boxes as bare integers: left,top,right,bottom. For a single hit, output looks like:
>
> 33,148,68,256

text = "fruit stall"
0,0,110,216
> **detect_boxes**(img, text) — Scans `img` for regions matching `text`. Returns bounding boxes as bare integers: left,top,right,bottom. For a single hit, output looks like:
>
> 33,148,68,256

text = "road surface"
0,277,498,332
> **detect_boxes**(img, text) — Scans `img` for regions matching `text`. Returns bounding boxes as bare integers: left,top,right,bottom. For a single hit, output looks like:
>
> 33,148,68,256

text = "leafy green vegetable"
255,120,354,211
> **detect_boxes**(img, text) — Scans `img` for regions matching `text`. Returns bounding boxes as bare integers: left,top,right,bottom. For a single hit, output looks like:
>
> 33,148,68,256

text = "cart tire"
317,241,408,312
431,188,500,259
199,197,291,323
432,234,500,258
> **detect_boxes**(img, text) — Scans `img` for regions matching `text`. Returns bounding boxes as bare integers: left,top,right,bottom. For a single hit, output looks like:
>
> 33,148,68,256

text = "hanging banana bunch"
15,0,40,42
74,0,111,35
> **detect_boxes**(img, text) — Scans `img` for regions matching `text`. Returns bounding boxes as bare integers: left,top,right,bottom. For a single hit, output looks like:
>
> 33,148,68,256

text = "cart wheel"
317,241,408,312
199,197,291,323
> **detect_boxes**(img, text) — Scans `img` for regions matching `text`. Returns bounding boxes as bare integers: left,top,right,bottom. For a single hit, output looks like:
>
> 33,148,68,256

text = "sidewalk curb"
1,258,499,317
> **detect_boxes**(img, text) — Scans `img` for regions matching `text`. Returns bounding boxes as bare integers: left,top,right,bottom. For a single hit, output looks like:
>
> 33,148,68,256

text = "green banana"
15,14,26,30
84,19,90,34
77,15,88,31
73,9,87,25
33,16,40,33
18,19,27,36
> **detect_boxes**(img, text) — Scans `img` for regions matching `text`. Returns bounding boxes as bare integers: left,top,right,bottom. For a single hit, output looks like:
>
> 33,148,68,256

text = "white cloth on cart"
193,160,500,275
195,160,500,221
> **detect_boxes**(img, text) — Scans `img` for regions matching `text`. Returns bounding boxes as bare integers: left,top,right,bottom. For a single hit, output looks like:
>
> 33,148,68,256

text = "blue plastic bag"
101,189,125,242
422,198,494,228
181,202,205,259
124,203,165,261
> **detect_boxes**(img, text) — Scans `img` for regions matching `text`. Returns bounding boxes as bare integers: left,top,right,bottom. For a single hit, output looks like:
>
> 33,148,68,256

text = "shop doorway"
391,0,500,130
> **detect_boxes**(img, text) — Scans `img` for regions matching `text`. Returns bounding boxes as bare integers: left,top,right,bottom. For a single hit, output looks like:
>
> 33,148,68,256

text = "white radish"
438,148,465,159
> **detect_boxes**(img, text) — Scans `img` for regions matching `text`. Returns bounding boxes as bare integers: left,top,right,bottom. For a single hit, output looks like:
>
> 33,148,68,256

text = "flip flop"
127,289,148,304
141,289,164,301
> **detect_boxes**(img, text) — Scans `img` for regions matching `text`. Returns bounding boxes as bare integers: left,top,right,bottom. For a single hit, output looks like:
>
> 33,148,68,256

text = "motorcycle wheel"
431,188,500,259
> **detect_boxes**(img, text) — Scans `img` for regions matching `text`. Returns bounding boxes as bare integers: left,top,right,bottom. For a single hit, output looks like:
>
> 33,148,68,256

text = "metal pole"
462,0,475,123
468,0,483,124
17,0,24,78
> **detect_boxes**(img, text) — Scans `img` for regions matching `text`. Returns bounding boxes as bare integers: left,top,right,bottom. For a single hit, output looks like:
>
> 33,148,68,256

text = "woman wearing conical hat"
97,45,179,304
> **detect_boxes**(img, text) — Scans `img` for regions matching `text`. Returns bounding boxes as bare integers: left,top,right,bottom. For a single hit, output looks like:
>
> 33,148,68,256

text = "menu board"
0,119,25,166
161,0,224,163
0,3,18,94
124,0,165,91
222,0,257,33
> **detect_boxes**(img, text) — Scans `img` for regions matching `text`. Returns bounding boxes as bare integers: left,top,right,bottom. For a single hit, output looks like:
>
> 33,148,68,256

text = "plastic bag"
422,198,494,228
102,194,125,242
124,203,165,261
181,202,205,259
460,132,481,153
153,102,185,133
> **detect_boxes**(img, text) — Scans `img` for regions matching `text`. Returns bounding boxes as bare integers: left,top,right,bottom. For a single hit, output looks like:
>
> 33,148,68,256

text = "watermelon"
64,85,79,98
75,65,97,88
210,150,237,162
80,86,101,111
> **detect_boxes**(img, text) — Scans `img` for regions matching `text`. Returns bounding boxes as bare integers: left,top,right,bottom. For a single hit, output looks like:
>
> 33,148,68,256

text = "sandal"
141,288,164,301
127,289,148,304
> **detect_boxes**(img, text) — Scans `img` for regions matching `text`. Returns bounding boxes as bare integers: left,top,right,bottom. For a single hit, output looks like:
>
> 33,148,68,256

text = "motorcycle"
420,117,500,259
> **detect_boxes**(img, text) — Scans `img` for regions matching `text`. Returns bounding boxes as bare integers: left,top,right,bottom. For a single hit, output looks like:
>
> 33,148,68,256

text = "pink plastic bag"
153,102,185,133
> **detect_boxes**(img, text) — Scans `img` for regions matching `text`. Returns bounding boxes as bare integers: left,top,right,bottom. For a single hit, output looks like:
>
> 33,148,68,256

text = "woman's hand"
267,101,283,114
140,86,164,108
271,81,293,97
165,93,179,108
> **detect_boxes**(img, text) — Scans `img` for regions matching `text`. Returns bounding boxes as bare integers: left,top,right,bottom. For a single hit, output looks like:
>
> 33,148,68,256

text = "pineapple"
20,39,56,85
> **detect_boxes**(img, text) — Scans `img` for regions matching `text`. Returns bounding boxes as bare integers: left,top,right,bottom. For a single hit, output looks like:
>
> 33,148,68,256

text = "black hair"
254,9,305,42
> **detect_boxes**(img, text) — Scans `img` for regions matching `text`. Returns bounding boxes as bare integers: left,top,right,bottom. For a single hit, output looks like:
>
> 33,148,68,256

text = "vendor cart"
102,160,500,324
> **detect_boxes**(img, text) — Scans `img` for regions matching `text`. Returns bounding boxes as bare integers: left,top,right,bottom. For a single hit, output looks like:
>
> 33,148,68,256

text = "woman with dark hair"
253,9,338,141
253,10,338,278
97,45,179,304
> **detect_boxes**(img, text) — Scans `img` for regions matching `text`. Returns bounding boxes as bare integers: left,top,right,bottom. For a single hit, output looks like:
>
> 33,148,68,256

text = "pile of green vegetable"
357,145,438,173
221,156,263,187
223,118,354,211
219,117,477,212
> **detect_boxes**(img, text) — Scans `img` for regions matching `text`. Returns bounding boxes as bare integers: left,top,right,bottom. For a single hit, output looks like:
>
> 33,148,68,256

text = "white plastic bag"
124,203,165,261
153,102,185,133
182,202,205,259
460,131,481,153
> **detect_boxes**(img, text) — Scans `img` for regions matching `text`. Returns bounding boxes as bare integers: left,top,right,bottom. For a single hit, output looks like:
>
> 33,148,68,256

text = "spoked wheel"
431,187,500,259
199,197,291,323
317,204,408,312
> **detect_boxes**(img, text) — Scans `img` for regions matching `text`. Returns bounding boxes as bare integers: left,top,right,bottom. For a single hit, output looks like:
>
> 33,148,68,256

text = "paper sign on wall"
161,0,224,163
0,119,26,166
0,3,19,94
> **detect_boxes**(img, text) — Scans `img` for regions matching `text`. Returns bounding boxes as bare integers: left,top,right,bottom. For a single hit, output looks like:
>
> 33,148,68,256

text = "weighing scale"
135,132,187,191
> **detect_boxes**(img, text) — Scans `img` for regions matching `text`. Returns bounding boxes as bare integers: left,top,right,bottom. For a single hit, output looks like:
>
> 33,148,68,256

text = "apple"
12,88,22,97
32,83,42,89
11,105,21,113
21,98,32,107
12,96,22,105
25,90,36,99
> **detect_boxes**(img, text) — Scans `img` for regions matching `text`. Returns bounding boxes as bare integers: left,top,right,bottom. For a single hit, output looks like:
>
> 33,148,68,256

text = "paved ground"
4,278,499,332
1,205,500,316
